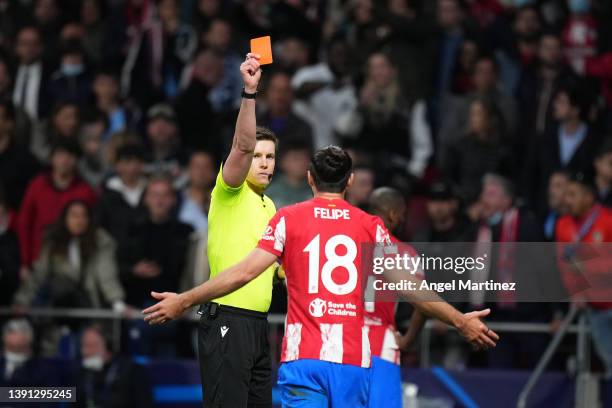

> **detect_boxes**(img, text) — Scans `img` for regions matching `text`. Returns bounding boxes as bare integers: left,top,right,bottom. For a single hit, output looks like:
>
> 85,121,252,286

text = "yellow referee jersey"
207,168,276,312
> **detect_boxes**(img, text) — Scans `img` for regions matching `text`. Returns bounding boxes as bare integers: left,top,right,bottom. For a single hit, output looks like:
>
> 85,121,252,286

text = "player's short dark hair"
256,126,278,150
309,146,353,193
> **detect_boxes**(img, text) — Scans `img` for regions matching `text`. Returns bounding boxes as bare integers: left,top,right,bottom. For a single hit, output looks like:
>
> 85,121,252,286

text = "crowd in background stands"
1,0,612,392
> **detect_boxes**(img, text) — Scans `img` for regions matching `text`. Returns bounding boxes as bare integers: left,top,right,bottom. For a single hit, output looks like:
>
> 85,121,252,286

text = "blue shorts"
368,356,402,408
278,359,370,408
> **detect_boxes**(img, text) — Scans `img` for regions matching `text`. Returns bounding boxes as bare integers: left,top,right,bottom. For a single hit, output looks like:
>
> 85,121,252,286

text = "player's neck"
314,192,345,201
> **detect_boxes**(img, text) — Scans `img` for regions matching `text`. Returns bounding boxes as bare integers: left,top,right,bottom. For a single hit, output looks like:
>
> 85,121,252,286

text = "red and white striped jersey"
364,238,421,364
257,197,393,368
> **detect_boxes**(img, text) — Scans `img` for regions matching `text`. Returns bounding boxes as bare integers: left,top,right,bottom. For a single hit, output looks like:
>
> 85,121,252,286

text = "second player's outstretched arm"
383,269,499,349
222,54,261,188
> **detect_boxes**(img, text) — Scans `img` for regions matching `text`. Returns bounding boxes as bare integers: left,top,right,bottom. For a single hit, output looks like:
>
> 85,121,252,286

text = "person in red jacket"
16,140,97,279
556,171,612,379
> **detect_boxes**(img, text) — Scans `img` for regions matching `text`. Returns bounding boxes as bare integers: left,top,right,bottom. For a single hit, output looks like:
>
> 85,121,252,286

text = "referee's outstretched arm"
222,53,262,188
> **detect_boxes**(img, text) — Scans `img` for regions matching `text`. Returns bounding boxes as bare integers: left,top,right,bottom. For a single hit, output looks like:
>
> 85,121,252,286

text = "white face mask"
4,351,29,365
82,355,105,371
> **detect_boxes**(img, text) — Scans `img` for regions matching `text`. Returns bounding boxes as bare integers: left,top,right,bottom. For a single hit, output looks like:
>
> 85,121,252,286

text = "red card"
250,36,273,65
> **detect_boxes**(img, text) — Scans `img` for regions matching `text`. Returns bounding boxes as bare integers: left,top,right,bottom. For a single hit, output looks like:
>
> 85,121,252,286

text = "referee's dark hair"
309,145,353,193
256,126,278,151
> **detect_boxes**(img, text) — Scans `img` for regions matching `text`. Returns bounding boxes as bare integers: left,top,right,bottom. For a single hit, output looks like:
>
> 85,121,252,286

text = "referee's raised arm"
222,53,261,188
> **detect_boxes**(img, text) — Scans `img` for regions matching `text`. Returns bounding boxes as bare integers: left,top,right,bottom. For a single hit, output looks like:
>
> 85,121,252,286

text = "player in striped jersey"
143,146,499,407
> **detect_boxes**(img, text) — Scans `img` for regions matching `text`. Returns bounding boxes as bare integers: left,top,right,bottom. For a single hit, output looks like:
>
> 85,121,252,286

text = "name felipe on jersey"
314,207,351,220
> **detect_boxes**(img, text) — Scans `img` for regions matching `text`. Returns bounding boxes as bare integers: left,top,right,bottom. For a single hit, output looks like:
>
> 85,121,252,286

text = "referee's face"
247,140,276,189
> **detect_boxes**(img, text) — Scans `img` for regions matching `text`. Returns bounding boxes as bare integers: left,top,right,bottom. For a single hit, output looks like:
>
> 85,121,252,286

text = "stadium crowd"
1,0,612,397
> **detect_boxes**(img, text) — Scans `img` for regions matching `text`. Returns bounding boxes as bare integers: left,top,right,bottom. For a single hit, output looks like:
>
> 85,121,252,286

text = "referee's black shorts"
197,302,272,408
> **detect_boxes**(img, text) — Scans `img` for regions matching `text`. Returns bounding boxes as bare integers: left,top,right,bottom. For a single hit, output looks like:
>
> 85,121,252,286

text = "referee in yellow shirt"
197,53,276,407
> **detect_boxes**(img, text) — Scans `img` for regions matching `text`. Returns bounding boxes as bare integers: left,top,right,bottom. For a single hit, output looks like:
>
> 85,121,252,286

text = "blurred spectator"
0,196,19,307
556,172,612,378
32,0,62,63
346,165,375,211
178,150,215,231
175,48,224,155
413,181,476,242
341,52,432,183
474,174,550,369
17,141,97,271
92,69,130,140
491,5,541,95
118,175,194,356
0,100,39,211
97,144,148,249
32,102,81,163
434,0,471,101
594,140,612,207
524,84,599,213
258,71,313,149
562,0,598,75
78,110,110,189
443,97,513,204
0,319,57,387
122,0,197,106
191,0,223,34
276,36,311,75
14,200,126,314
292,36,358,149
199,17,242,114
12,26,51,121
543,170,570,240
439,55,518,164
74,325,154,408
80,0,121,67
118,175,193,309
143,103,188,183
48,40,92,108
266,142,312,209
517,32,576,138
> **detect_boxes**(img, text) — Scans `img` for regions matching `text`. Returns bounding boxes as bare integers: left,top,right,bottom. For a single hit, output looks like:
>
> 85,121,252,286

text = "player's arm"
383,268,498,350
222,54,261,188
143,248,277,325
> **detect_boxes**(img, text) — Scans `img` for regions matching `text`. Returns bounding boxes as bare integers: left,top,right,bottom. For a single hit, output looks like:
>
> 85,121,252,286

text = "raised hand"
240,53,261,93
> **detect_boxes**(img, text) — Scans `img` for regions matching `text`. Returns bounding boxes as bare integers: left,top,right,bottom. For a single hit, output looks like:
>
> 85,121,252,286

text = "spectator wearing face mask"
73,325,153,408
47,40,92,108
0,319,58,389
473,174,556,369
